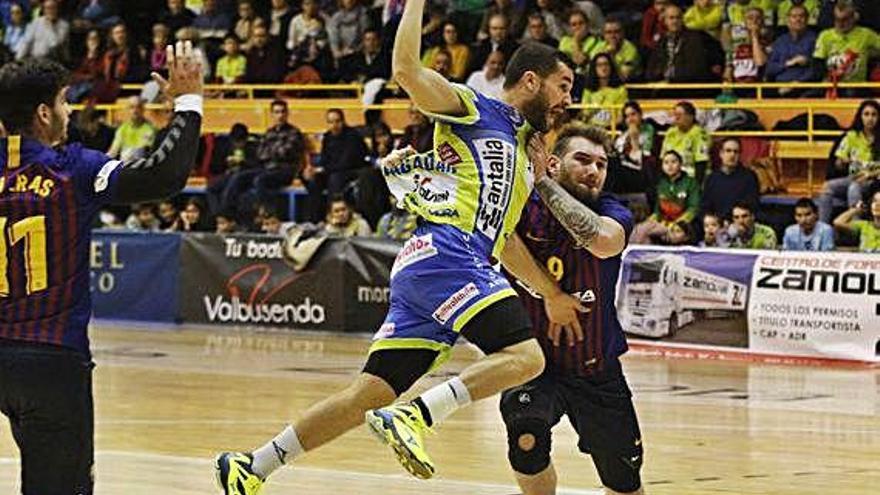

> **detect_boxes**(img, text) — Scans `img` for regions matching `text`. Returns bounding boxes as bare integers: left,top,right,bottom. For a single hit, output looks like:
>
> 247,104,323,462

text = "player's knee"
516,341,545,382
507,419,551,475
346,373,398,410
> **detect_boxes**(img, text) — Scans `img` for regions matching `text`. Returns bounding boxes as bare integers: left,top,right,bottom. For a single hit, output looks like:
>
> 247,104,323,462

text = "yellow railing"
120,82,366,99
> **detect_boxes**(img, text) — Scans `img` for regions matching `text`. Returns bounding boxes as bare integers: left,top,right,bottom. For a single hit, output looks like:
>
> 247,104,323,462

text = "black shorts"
500,359,643,493
363,295,533,395
0,339,95,495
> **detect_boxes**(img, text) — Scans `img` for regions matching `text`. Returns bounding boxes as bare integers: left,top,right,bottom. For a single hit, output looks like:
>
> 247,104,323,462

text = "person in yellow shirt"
685,0,723,39
813,1,880,89
421,21,470,82
215,34,247,84
660,101,710,183
558,9,601,74
580,53,628,128
594,19,641,80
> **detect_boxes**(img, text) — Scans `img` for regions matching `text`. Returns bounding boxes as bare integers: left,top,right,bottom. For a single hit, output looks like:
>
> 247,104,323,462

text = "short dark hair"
720,136,741,149
270,99,287,110
503,43,570,90
224,33,241,43
675,100,696,117
0,58,69,134
732,200,755,214
327,108,345,121
662,149,684,164
551,123,610,156
794,197,817,213
622,100,642,115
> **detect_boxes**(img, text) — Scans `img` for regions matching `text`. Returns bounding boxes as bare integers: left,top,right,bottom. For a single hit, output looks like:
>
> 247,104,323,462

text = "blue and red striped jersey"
0,136,122,355
511,191,634,376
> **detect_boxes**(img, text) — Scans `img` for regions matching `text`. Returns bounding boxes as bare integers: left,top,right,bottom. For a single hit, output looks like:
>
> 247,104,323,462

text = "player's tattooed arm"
534,176,602,247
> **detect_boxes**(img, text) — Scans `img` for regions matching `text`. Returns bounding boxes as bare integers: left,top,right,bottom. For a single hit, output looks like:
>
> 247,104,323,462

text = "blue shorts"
370,223,517,364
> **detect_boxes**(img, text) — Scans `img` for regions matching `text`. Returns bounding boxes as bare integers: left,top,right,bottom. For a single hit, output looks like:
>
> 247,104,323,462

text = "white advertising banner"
747,251,880,362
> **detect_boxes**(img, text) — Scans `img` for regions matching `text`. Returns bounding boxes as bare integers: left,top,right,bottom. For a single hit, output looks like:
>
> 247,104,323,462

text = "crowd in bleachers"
4,0,878,252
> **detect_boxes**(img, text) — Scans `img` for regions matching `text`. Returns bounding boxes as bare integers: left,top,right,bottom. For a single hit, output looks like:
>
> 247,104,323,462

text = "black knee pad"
506,418,552,475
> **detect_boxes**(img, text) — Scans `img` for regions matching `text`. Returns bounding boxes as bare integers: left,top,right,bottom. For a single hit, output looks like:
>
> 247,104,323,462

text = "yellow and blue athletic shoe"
366,403,436,479
214,452,264,495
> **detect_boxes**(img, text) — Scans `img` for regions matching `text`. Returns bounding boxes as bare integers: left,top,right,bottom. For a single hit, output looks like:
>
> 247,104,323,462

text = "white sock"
251,425,303,479
414,376,472,427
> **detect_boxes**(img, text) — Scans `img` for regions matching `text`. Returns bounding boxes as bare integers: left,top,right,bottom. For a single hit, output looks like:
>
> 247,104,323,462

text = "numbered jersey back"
0,136,119,354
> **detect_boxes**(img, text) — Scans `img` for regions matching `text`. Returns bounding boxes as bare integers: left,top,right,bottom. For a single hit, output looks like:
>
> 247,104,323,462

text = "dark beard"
521,88,549,132
558,170,600,207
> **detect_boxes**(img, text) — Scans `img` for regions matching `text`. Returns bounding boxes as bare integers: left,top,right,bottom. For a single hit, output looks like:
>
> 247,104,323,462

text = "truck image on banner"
616,247,756,347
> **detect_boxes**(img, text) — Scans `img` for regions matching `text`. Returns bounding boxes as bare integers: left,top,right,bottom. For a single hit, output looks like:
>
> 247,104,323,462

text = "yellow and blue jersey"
383,84,534,262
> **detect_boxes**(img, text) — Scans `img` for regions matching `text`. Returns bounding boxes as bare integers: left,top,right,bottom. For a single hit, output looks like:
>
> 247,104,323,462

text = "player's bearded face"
557,138,607,204
49,87,70,144
521,82,551,132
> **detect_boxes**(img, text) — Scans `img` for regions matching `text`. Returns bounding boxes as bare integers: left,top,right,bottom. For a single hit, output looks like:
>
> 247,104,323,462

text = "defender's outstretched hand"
151,41,203,99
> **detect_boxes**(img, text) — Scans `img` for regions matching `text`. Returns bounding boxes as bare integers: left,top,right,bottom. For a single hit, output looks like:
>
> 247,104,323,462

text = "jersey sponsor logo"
412,174,451,204
372,322,396,340
474,138,515,240
432,282,479,324
391,233,438,278
203,296,326,325
382,151,457,177
94,160,122,193
436,143,462,165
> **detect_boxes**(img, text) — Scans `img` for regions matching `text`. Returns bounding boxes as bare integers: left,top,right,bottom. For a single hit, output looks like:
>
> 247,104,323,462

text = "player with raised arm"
501,124,644,495
213,0,582,492
0,42,203,495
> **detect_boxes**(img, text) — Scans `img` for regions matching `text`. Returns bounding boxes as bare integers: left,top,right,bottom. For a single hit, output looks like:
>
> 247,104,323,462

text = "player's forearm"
392,0,464,115
534,177,625,258
113,96,203,203
500,233,561,298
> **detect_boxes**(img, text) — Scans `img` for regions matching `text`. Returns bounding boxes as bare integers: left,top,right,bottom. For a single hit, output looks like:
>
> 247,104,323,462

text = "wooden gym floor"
1,324,878,495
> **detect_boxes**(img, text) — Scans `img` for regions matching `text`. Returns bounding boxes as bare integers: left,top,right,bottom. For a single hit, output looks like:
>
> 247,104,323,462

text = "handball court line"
0,451,604,495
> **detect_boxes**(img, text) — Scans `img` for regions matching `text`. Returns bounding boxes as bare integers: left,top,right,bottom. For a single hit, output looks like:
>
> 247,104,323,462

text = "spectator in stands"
304,109,369,222
72,103,114,152
287,13,334,81
665,220,695,246
469,13,518,74
159,0,196,36
287,0,324,53
16,0,69,61
652,150,701,226
260,207,287,234
702,137,761,219
646,3,714,83
149,23,171,76
207,122,259,216
376,196,417,241
614,101,657,199
777,0,820,29
108,96,156,161
699,211,729,247
727,200,777,249
480,0,525,42
660,101,710,182
640,0,669,51
766,5,818,94
723,6,770,82
783,197,835,250
428,48,453,80
157,199,180,231
558,9,600,75
250,99,306,209
399,106,433,153
245,24,285,83
685,0,723,39
596,19,641,82
72,0,120,32
179,197,213,232
68,28,104,102
270,0,295,43
192,0,232,43
233,0,258,52
321,194,371,237
422,22,471,82
580,53,627,128
102,22,147,85
326,0,368,60
813,0,880,91
216,34,247,83
817,99,880,223
2,3,26,54
339,28,389,83
834,187,880,252
215,209,243,234
531,0,565,41
466,50,505,99
125,203,159,232
521,12,558,48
